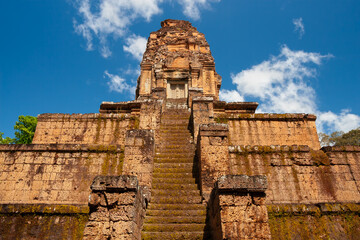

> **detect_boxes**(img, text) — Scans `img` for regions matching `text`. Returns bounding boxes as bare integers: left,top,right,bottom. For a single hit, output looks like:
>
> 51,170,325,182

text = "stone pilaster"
209,175,270,240
191,96,214,143
198,123,229,201
123,130,155,192
83,175,146,240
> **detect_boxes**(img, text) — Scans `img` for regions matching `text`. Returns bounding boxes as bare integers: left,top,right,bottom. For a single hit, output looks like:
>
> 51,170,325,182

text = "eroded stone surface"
136,19,221,100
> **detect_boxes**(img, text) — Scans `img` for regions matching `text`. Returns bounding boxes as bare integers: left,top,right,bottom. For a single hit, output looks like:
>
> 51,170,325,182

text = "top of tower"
160,19,194,29
136,19,221,100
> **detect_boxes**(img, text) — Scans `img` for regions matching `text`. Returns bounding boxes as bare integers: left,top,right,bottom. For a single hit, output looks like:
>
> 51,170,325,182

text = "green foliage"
14,116,37,144
0,116,37,144
319,128,360,146
0,132,15,144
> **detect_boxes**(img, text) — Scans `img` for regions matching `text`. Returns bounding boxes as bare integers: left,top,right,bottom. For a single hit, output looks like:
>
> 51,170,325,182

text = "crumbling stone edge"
83,175,147,240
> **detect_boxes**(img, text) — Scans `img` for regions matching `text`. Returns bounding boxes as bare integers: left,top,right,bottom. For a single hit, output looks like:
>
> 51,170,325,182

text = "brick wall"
229,145,360,204
0,144,124,205
0,204,89,240
268,203,360,239
33,113,139,145
216,113,320,149
198,124,360,205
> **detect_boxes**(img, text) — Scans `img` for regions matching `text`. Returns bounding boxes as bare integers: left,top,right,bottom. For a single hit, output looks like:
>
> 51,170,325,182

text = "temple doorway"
167,81,188,99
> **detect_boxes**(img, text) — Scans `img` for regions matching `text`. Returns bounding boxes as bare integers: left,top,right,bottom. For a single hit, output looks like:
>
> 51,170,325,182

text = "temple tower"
136,19,221,101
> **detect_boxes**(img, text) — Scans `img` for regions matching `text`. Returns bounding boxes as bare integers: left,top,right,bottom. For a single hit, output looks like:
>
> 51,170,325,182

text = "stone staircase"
141,103,208,240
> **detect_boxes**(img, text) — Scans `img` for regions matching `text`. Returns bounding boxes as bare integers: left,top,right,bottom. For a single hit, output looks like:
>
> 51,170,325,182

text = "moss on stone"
311,149,331,166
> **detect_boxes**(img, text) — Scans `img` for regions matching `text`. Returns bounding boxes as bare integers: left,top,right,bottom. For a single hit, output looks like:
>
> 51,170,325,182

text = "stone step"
152,178,196,184
146,209,206,217
157,140,194,145
155,145,193,150
142,223,205,232
158,130,191,135
159,120,189,124
141,231,207,240
161,114,190,118
154,157,194,163
155,149,194,154
158,134,191,139
158,138,192,143
156,150,194,155
148,203,205,211
155,153,194,158
155,144,190,149
151,195,202,204
160,121,189,125
144,215,206,224
154,162,194,168
159,126,189,130
152,183,198,190
152,189,200,196
153,167,194,173
152,172,195,179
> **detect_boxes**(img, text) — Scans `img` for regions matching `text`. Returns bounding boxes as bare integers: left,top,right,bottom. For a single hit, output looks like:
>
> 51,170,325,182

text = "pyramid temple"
1,19,360,240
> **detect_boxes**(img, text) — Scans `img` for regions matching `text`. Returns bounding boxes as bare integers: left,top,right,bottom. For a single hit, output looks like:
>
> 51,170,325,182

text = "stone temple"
1,19,360,239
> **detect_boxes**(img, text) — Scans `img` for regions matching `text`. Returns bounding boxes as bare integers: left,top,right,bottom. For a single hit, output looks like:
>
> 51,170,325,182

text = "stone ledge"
200,123,228,131
214,101,258,112
0,144,124,153
91,175,139,192
322,146,360,152
216,175,267,193
229,145,311,153
188,87,203,92
38,113,138,120
215,113,317,121
267,203,360,217
192,96,214,102
0,204,89,214
199,123,229,137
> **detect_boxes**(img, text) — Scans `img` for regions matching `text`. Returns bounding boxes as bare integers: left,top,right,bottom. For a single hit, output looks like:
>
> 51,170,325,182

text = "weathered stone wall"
268,203,360,239
198,124,360,205
0,204,88,240
209,175,270,240
192,97,214,142
33,113,139,145
123,129,155,191
215,113,320,149
229,145,360,204
84,176,146,240
0,144,124,205
198,123,229,201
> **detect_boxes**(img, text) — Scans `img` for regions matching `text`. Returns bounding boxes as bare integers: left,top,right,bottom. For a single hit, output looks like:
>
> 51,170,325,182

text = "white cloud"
123,35,147,61
74,0,221,57
176,0,220,20
293,17,305,39
221,45,360,133
227,45,331,113
317,110,360,133
74,0,162,57
219,89,244,102
104,70,136,96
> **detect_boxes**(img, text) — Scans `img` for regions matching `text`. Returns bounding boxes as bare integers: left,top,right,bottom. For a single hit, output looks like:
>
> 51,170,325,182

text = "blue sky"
0,0,359,138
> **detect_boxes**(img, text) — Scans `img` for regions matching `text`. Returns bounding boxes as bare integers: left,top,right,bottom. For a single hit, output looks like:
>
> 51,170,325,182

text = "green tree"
13,116,38,144
0,116,37,144
0,132,15,144
319,128,360,146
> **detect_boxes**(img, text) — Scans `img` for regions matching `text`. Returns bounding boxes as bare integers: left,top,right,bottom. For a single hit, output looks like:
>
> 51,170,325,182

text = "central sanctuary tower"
136,19,221,101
